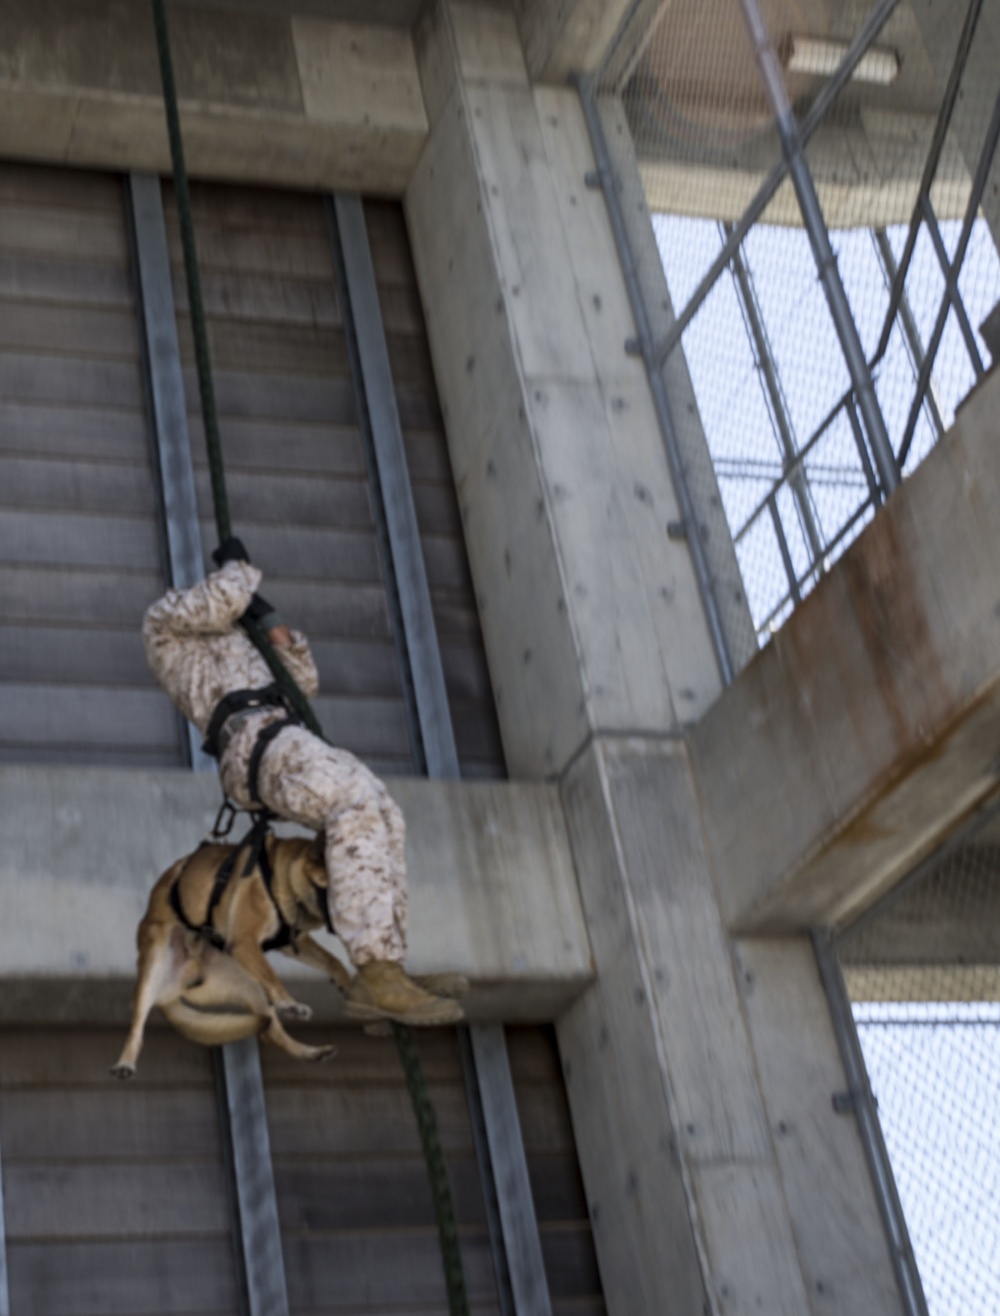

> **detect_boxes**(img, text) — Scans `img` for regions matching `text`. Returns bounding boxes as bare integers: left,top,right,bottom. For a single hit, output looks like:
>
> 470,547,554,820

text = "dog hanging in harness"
141,537,464,1027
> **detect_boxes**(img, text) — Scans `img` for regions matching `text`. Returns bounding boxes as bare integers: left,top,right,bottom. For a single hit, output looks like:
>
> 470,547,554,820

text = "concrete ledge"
0,1,427,194
0,766,592,1023
692,369,1000,933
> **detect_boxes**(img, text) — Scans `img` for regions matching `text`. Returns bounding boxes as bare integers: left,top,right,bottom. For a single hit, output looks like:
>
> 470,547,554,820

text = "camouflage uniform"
142,561,407,966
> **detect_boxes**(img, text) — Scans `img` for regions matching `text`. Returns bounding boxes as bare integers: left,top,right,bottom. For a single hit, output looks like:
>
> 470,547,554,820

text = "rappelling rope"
148,3,469,1310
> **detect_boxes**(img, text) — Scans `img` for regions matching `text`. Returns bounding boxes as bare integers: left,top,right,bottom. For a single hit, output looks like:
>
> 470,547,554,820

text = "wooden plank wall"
262,1025,604,1316
0,1027,239,1315
162,182,504,779
0,163,181,767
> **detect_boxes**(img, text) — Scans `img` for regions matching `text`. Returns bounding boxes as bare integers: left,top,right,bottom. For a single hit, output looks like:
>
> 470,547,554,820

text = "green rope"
149,4,469,1312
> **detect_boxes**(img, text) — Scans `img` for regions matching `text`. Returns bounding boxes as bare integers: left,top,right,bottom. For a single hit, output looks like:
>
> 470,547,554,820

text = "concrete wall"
404,3,911,1312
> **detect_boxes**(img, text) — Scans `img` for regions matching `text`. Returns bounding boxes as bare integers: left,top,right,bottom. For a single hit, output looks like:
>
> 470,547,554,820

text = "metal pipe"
919,196,986,377
737,0,900,498
873,0,985,366
653,0,902,369
812,930,931,1316
726,223,824,566
767,494,802,605
898,86,1000,465
575,74,736,686
872,230,946,442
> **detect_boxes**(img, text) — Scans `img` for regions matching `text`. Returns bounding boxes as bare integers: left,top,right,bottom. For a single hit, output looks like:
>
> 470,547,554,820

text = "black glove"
240,593,283,632
212,536,250,567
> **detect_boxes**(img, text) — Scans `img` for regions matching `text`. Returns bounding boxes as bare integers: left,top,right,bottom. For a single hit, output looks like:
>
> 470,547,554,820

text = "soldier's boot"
344,961,465,1027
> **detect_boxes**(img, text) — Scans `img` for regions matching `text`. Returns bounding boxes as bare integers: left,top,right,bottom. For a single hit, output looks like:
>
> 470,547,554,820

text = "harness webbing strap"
170,850,238,950
246,717,296,805
202,684,288,760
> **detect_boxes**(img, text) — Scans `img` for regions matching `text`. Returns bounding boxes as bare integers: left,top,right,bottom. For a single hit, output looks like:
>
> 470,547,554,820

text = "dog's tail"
162,994,265,1048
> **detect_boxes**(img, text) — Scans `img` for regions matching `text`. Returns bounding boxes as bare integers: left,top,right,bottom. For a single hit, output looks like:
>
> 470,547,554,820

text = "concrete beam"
0,765,592,1023
0,0,427,195
512,0,633,83
691,368,1000,934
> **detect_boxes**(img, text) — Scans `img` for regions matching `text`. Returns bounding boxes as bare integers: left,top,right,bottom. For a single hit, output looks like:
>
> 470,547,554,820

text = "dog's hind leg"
112,926,195,1079
260,1011,337,1063
228,935,313,1021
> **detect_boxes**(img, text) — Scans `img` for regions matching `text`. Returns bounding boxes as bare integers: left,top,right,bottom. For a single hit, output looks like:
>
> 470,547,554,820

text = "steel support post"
812,931,931,1316
575,75,735,686
128,171,291,1316
329,194,553,1316
738,0,900,499
653,0,902,368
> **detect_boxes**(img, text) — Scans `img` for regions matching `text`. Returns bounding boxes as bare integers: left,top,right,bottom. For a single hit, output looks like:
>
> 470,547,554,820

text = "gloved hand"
212,536,250,567
240,593,283,632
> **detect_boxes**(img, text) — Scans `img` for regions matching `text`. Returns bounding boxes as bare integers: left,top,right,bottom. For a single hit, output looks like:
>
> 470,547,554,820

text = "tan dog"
112,832,348,1078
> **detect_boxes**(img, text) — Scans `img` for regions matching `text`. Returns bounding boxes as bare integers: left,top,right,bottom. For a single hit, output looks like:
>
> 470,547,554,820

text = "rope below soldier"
142,537,463,1028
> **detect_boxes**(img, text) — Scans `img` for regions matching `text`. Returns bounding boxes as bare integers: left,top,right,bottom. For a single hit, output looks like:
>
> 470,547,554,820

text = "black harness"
202,683,301,805
168,812,333,953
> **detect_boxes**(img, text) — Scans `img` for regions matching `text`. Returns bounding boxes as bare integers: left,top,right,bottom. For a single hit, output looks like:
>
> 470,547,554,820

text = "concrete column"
405,4,906,1312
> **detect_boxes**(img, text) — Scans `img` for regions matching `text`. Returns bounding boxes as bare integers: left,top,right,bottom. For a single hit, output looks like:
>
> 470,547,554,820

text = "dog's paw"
309,1044,337,1063
278,1001,312,1021
110,1062,136,1081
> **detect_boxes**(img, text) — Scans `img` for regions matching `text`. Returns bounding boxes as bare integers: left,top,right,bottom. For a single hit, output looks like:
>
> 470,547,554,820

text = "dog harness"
169,818,334,954
202,683,302,805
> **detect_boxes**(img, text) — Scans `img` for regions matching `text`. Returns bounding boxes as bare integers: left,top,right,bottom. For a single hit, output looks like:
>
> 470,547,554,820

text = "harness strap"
169,849,237,950
202,683,287,759
246,716,296,805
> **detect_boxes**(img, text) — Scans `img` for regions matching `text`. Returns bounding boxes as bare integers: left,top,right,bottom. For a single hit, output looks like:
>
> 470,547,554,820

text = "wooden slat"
0,457,157,516
184,366,356,426
0,164,123,213
266,1085,474,1157
4,1163,231,1240
0,1026,215,1088
0,685,177,748
0,207,128,263
0,567,166,627
0,509,160,571
0,302,140,359
0,744,180,768
192,468,372,529
0,404,149,461
0,352,143,409
172,267,341,329
274,1157,487,1230
165,216,333,281
282,1231,498,1308
177,316,351,379
0,254,132,307
6,1239,238,1315
0,626,154,687
187,415,366,477
192,520,381,583
0,1089,220,1160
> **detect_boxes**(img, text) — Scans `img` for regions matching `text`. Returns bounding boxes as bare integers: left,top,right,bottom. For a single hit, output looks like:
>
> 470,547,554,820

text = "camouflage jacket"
142,560,319,735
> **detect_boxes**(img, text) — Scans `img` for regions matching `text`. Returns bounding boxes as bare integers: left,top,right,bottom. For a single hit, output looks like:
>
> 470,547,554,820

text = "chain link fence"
592,0,1000,653
839,812,1000,1315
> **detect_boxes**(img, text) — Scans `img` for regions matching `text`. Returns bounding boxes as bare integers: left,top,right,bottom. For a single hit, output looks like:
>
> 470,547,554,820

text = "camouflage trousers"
220,712,407,966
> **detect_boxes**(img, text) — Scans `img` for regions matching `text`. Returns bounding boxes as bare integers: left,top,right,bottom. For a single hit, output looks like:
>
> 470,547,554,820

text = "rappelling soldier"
142,537,464,1027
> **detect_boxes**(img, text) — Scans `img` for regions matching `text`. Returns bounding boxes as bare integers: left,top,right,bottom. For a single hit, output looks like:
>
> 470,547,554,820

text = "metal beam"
330,194,553,1316
872,230,946,443
126,171,213,773
128,170,290,1316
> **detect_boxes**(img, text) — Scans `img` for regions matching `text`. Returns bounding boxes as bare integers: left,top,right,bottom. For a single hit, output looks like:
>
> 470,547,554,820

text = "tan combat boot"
344,961,465,1027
